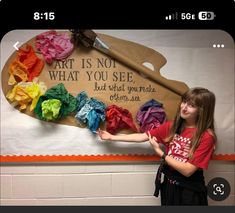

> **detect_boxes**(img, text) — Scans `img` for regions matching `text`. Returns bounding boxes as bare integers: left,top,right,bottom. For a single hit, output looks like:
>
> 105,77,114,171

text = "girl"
98,87,216,205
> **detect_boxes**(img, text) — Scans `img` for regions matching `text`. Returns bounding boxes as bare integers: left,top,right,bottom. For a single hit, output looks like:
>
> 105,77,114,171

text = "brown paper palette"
1,31,189,130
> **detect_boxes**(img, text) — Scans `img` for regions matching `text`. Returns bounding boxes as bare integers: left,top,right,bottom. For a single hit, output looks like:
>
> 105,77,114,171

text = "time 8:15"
33,12,55,20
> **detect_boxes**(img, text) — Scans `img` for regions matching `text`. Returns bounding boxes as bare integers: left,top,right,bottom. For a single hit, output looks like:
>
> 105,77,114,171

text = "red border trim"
0,154,234,163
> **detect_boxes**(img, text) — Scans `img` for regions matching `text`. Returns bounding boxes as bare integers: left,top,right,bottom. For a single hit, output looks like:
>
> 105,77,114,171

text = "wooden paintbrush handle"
108,47,187,96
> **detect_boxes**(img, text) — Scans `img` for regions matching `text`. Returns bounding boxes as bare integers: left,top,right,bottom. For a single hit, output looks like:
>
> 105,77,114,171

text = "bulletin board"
1,30,234,163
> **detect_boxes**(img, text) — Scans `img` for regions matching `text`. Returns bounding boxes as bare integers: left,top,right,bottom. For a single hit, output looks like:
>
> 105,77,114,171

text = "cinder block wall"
0,161,234,205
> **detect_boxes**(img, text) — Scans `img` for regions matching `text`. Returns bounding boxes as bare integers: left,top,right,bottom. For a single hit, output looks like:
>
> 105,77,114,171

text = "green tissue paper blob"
41,99,62,121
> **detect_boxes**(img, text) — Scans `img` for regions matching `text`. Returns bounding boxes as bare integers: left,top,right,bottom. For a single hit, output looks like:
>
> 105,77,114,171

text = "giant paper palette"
1,30,189,162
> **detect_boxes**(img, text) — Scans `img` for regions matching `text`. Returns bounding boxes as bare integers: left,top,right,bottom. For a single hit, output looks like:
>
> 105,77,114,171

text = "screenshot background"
0,0,234,209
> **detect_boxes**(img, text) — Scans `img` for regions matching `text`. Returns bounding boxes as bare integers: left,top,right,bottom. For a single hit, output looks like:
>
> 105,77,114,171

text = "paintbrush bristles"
70,29,97,47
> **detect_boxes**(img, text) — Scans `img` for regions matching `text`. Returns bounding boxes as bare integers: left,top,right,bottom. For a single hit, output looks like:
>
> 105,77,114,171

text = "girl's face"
180,101,199,124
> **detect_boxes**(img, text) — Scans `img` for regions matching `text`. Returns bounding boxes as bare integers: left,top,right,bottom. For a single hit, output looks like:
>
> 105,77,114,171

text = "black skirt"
154,164,208,206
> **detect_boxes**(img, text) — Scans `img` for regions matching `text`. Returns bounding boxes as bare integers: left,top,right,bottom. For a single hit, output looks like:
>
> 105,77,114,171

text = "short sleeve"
147,121,172,144
188,132,215,169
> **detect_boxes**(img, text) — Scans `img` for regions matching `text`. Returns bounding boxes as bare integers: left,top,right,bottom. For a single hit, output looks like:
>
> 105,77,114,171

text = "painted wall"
0,162,234,205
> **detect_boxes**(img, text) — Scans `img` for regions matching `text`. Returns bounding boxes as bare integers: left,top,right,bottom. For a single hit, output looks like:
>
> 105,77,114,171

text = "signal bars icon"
165,12,178,20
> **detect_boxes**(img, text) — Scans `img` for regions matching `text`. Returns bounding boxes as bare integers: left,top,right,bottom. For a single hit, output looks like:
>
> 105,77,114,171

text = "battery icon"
198,11,216,20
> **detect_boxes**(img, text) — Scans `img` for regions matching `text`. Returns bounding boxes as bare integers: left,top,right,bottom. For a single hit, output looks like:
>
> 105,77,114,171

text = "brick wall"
1,161,234,205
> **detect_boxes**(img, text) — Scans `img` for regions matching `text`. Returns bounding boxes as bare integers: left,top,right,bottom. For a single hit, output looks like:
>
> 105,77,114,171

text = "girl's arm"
98,129,149,143
162,155,198,177
148,132,198,177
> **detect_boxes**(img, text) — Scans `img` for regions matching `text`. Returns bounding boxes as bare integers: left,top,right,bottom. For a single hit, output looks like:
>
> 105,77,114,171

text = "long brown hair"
165,87,217,158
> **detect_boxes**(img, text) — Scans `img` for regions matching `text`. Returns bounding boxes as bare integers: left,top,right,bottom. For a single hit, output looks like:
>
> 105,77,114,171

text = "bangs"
182,89,202,107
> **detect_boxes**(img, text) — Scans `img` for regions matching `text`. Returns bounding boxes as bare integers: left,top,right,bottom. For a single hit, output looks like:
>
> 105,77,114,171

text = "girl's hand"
147,131,159,148
147,131,164,157
98,129,112,141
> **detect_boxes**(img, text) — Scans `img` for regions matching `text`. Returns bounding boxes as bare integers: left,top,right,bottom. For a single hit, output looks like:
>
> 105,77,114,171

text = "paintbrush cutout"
70,29,188,96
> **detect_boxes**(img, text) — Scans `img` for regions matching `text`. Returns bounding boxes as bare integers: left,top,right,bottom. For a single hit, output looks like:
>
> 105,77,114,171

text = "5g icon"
198,11,216,20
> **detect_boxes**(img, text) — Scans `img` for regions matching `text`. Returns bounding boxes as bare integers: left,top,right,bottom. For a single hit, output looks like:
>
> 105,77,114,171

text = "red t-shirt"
148,121,215,169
